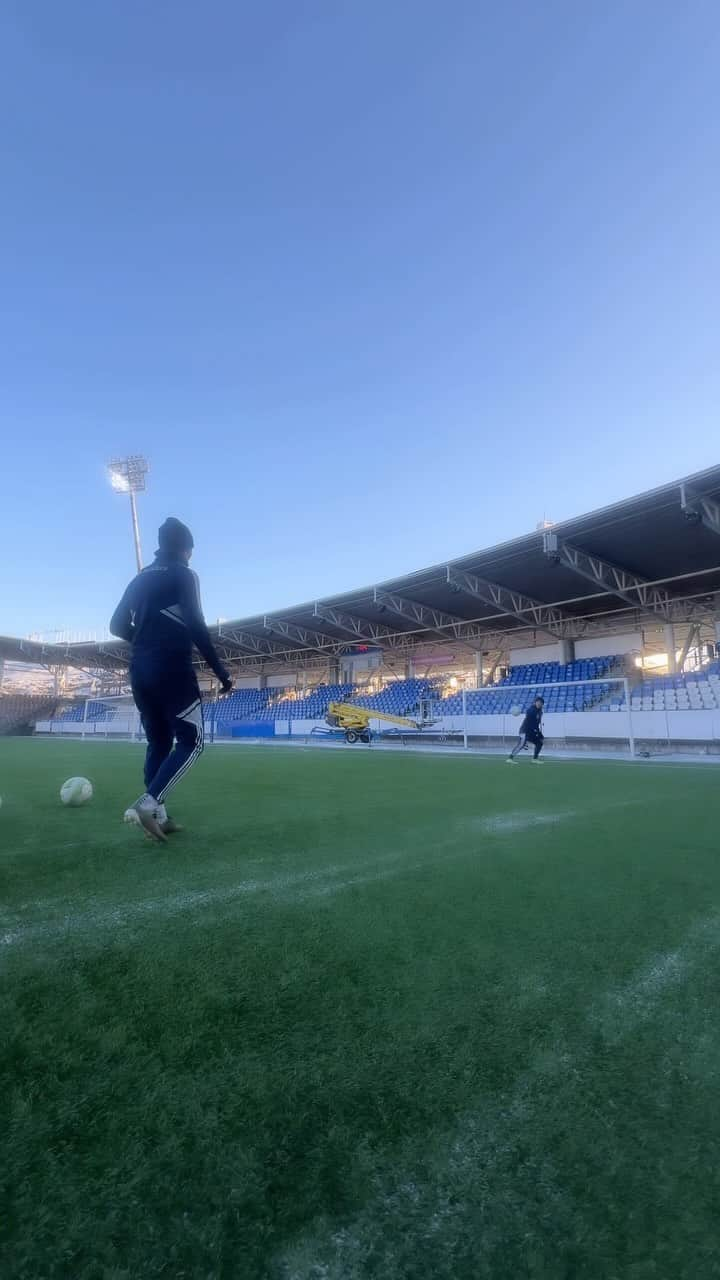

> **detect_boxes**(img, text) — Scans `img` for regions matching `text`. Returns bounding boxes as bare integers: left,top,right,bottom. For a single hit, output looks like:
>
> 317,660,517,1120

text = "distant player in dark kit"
110,517,233,841
508,696,545,763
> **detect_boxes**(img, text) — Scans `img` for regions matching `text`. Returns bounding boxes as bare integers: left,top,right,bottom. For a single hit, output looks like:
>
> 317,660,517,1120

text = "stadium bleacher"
250,685,355,723
211,687,273,727
440,656,621,716
440,684,611,715
211,684,358,728
53,700,119,723
350,679,440,717
210,660,624,730
40,654,720,737
211,681,439,731
626,661,720,712
500,656,619,686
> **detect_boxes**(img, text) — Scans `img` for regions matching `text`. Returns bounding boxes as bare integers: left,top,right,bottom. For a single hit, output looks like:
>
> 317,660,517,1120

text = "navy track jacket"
520,704,544,736
110,552,229,683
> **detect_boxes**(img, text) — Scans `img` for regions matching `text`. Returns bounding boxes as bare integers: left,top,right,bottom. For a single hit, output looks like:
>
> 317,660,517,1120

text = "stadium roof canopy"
5,464,720,677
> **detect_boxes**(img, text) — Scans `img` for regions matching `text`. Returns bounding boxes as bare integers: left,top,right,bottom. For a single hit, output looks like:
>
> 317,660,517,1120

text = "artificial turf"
1,738,720,1279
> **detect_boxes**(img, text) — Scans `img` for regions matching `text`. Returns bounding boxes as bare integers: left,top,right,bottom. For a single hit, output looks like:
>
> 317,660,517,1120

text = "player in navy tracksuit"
508,696,545,762
110,517,232,841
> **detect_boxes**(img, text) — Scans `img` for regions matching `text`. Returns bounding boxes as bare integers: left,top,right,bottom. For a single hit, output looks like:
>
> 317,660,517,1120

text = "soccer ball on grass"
60,777,93,807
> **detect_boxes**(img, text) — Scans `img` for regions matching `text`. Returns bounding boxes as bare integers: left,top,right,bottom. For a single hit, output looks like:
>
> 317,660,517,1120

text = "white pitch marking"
0,801,638,952
0,847,444,950
0,862,363,949
471,810,577,835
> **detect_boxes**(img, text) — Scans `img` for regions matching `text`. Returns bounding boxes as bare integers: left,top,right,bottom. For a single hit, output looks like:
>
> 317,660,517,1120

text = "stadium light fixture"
107,455,148,572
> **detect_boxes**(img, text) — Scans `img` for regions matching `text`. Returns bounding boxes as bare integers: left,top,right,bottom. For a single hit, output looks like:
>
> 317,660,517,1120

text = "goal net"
39,696,142,740
419,677,638,756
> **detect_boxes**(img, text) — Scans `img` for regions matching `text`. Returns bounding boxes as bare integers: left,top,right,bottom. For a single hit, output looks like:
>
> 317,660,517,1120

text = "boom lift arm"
326,701,433,744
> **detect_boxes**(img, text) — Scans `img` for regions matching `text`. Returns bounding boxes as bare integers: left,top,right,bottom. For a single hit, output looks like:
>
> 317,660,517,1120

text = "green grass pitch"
2,738,720,1279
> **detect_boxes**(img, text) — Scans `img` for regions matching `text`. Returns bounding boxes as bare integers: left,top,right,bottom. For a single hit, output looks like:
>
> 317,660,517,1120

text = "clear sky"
2,0,720,638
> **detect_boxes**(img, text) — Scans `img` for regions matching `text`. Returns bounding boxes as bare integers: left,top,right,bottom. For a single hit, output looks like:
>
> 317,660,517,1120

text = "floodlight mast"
107,456,148,573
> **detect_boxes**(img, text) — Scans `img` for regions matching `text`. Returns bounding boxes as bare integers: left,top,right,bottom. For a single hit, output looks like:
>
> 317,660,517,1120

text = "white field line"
1,837,480,950
0,835,537,952
0,802,625,952
0,808,584,952
592,912,720,1043
277,912,720,1280
470,810,577,835
0,854,406,950
461,797,637,838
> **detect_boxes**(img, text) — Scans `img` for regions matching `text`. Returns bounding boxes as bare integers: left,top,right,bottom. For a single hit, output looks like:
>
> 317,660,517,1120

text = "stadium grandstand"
4,464,720,755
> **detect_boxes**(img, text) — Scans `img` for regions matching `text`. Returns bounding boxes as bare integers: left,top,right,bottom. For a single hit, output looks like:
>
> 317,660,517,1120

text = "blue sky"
2,1,720,637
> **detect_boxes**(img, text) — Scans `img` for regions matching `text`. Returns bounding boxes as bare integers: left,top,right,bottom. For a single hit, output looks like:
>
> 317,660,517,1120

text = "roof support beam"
445,567,567,639
676,623,699,673
73,643,129,669
262,616,345,654
545,537,708,623
312,602,406,648
216,626,290,657
372,588,485,648
552,540,673,615
680,484,720,537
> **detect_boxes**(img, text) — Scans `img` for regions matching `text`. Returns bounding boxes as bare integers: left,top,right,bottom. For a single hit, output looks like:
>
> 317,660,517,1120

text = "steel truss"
552,540,710,623
372,589,486,648
262,616,346,654
312,602,409,648
446,567,568,638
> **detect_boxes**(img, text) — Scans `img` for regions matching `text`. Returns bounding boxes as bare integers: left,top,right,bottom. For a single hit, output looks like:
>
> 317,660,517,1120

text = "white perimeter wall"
508,635,642,665
575,633,641,658
212,676,292,689
273,710,720,744
506,643,560,665
37,709,720,745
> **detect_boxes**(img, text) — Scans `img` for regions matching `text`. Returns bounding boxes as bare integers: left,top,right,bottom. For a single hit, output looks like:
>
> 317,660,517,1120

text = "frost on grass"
278,1066,575,1280
0,859,385,949
593,912,720,1043
469,810,577,835
0,842,466,951
277,912,720,1280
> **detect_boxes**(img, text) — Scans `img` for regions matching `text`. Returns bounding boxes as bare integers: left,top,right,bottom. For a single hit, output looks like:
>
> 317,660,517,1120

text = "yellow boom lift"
326,702,433,745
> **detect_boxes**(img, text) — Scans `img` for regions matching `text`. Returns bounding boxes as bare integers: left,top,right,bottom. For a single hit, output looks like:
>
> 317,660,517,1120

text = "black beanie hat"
158,517,194,554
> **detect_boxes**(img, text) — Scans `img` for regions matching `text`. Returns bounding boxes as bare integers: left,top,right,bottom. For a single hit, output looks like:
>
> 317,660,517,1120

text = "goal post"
78,696,141,740
40,693,221,743
422,677,637,757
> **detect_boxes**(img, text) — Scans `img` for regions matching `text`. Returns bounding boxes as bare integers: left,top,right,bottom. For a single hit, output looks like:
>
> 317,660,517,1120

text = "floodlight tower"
107,455,149,572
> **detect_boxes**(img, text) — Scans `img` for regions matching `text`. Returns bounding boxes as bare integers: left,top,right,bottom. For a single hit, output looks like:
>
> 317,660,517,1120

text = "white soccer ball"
60,777,93,807
510,704,522,717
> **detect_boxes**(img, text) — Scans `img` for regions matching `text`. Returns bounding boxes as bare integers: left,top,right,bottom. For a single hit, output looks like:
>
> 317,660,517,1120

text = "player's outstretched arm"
179,567,232,689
